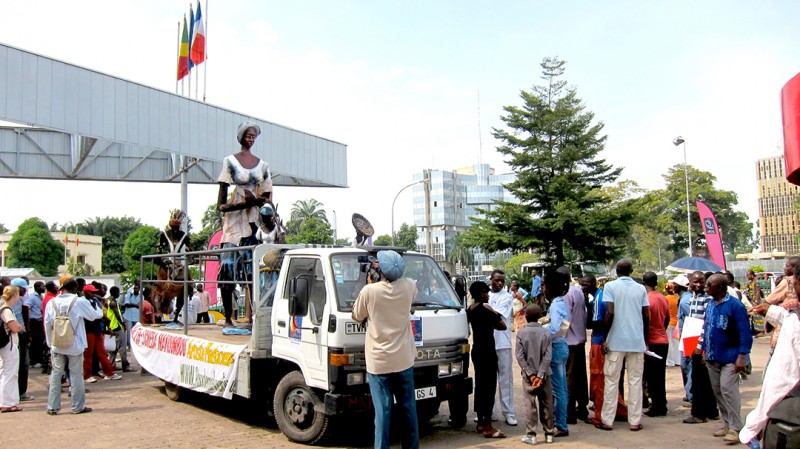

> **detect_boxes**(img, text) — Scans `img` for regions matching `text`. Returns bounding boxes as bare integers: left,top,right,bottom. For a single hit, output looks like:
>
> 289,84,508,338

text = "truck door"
274,256,328,386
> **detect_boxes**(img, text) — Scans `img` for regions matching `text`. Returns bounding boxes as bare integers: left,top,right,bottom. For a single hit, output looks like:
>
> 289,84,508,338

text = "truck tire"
164,381,182,401
273,371,330,445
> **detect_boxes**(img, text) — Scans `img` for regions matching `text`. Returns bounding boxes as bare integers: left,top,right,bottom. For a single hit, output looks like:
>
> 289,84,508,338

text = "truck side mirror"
454,276,467,302
289,276,310,317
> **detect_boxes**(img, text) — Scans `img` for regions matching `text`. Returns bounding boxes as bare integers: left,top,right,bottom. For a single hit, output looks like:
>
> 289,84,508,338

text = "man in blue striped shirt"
683,271,720,424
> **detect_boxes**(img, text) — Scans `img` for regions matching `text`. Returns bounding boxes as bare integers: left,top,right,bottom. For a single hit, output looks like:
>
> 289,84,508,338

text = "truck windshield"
331,253,462,312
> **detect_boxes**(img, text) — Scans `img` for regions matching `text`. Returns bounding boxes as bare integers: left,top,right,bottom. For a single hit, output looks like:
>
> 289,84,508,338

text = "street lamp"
392,179,426,246
673,136,692,257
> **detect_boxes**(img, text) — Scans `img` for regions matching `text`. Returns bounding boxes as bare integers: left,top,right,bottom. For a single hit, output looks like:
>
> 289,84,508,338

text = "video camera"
359,255,381,283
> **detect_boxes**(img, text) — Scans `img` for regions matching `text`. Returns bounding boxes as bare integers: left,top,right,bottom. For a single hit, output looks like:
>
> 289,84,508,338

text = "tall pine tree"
463,57,635,267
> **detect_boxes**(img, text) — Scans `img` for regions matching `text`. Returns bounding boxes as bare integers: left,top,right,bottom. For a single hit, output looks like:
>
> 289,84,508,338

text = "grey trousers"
706,361,742,431
495,348,516,419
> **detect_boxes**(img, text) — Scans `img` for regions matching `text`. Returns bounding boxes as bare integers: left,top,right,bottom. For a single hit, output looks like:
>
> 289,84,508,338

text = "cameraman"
352,250,419,449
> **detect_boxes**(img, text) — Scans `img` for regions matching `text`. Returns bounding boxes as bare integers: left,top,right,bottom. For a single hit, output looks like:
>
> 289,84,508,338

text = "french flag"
190,2,206,66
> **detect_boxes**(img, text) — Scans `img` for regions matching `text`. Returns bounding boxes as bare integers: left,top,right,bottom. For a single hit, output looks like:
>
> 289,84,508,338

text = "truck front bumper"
323,376,473,416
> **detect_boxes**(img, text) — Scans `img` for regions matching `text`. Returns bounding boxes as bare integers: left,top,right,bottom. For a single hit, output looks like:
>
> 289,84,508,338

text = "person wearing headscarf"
216,121,273,327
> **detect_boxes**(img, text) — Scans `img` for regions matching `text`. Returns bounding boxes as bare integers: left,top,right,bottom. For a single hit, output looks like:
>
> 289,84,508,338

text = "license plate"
415,386,436,400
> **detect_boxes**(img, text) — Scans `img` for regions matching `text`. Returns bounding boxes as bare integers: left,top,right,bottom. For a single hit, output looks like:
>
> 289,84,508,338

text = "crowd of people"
463,260,796,449
0,275,161,414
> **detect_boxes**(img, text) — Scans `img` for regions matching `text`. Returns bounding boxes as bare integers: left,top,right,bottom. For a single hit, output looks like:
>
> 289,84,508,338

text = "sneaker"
521,434,537,445
545,434,554,443
506,416,518,426
19,393,35,402
723,430,739,444
71,407,92,414
553,428,569,438
714,428,730,437
104,374,122,380
122,367,137,373
683,416,707,424
46,409,58,416
85,377,98,384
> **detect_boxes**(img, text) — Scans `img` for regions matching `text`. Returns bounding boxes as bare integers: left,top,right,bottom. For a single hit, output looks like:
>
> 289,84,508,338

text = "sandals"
1,406,22,413
484,429,507,438
630,424,643,431
594,422,613,431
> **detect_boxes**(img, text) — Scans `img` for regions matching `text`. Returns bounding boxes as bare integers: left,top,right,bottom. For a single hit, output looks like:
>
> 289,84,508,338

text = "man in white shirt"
44,278,103,415
195,284,211,323
488,269,517,426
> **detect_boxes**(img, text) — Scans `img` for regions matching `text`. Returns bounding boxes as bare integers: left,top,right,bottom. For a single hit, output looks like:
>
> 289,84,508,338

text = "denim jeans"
48,352,85,413
367,367,419,449
550,340,569,431
681,355,693,401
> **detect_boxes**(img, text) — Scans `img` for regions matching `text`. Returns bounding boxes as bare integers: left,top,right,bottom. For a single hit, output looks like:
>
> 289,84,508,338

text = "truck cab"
263,246,472,443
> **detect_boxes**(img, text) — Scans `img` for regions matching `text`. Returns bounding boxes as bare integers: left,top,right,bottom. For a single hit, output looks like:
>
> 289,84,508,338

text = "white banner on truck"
130,324,247,399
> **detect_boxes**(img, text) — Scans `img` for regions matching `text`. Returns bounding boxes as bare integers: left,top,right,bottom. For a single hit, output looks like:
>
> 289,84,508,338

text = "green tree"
190,203,224,250
374,234,392,246
335,237,351,246
0,223,8,234
446,233,474,274
394,223,418,251
504,252,540,278
123,225,161,270
78,216,142,273
641,165,754,256
67,259,95,276
7,218,65,276
462,57,635,266
286,217,333,244
286,199,328,235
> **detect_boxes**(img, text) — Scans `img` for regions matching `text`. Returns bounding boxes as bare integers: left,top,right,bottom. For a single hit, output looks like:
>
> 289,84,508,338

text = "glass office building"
412,164,516,276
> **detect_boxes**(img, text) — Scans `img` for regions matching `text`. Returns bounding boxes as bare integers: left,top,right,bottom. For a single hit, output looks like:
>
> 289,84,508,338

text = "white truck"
130,244,472,445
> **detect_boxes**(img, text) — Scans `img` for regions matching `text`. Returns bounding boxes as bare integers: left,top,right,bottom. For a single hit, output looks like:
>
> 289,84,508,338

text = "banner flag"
696,200,726,270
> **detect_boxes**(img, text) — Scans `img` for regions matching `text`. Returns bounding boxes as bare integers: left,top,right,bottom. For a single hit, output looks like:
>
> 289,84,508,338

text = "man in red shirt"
643,272,670,417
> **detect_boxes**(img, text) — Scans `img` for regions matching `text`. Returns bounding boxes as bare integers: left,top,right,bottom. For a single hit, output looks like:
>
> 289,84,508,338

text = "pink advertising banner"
696,201,726,271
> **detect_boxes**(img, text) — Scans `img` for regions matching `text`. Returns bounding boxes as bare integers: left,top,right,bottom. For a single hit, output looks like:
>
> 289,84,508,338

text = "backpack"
51,296,78,350
763,311,800,449
0,306,10,349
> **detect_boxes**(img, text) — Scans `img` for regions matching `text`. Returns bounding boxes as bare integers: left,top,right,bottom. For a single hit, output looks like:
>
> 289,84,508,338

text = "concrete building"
0,232,103,274
412,164,516,276
757,155,800,254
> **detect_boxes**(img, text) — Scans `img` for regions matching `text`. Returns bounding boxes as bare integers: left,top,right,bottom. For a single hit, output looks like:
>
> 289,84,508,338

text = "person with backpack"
44,278,103,415
1,285,24,412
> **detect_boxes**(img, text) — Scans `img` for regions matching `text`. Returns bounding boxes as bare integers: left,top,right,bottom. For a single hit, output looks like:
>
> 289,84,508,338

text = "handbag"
104,334,116,352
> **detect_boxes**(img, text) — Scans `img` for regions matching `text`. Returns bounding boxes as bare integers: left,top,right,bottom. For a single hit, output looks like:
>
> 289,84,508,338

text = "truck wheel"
274,371,329,445
164,381,182,401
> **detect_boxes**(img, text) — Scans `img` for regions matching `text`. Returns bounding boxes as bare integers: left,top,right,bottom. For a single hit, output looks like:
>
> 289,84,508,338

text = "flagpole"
203,0,208,102
175,21,181,94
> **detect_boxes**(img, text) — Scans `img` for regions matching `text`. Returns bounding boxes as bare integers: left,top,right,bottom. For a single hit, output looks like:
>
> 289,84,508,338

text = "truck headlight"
438,363,451,377
347,372,365,385
450,361,463,375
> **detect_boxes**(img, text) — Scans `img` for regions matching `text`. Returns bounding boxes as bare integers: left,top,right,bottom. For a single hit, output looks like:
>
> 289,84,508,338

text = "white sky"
1,1,797,244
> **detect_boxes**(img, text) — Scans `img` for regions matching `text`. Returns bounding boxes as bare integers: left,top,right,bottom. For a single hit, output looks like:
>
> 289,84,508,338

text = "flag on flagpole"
177,15,190,80
188,4,195,71
190,1,206,65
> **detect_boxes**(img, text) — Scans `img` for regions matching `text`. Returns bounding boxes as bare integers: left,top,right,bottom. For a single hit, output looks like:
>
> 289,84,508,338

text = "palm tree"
447,233,474,274
290,199,328,222
286,199,328,235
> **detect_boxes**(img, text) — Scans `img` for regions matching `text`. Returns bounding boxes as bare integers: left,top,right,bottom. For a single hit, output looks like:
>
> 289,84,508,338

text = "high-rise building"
412,164,516,276
757,155,800,254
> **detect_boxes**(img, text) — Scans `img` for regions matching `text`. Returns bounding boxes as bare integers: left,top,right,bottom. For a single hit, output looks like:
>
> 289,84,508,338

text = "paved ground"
4,338,771,449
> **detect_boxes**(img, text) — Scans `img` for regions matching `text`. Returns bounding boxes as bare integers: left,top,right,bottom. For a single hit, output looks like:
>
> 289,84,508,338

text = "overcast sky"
1,1,797,247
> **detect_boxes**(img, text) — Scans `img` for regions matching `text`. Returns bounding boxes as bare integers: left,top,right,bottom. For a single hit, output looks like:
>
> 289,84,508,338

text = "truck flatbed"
148,323,251,345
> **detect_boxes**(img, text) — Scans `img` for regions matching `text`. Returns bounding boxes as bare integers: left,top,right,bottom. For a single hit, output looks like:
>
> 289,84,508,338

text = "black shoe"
71,407,92,415
644,409,667,417
46,409,58,416
554,429,569,438
448,417,466,428
567,417,578,425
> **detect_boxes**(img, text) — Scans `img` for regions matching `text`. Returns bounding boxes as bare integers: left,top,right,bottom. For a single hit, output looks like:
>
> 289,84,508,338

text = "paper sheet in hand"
645,350,663,359
679,316,704,355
